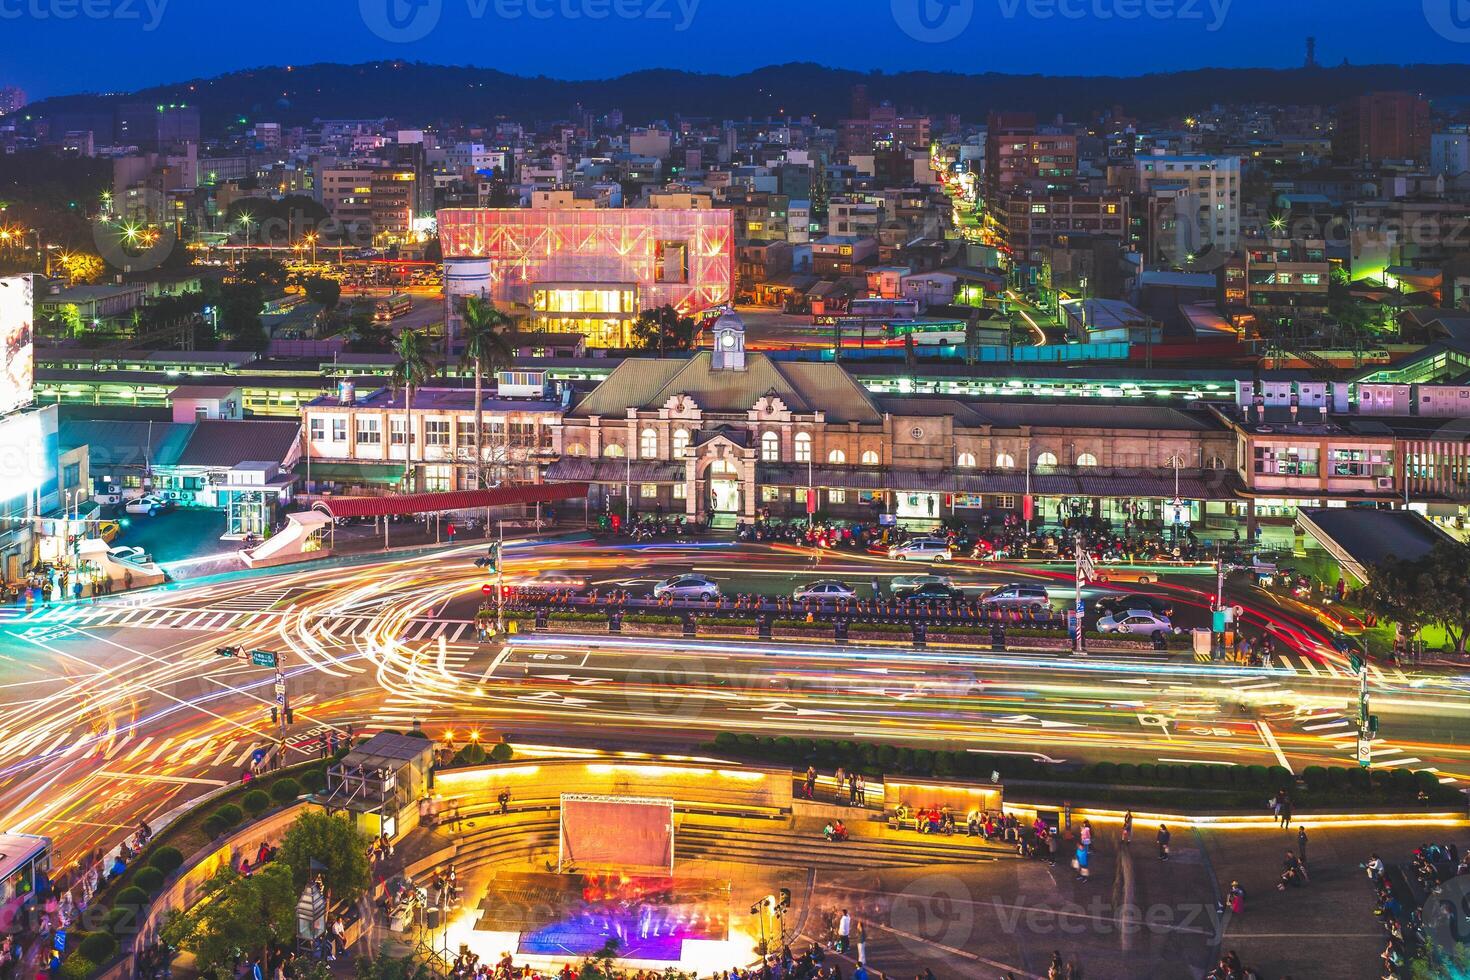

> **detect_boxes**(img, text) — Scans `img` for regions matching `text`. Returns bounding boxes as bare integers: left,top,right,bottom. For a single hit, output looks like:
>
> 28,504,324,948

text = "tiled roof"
59,419,193,469
175,420,301,468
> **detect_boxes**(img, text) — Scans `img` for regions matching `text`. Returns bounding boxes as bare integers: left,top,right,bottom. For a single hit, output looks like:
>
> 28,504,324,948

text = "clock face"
720,332,736,349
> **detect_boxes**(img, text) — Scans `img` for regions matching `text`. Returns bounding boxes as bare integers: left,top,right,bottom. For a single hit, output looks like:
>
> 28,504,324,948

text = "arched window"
861,450,880,466
1036,451,1058,470
1076,452,1098,467
828,449,847,465
995,452,1015,469
794,432,812,462
639,428,658,459
566,443,587,458
1207,455,1226,470
709,457,738,477
956,452,977,468
672,429,690,459
603,443,625,458
761,431,780,462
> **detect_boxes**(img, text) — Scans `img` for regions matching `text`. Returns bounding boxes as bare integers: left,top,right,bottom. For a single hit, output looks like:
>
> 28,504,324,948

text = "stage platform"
471,871,732,962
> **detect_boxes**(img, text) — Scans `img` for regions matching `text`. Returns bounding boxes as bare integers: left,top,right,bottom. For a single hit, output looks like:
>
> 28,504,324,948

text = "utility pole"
495,521,505,637
1353,652,1375,767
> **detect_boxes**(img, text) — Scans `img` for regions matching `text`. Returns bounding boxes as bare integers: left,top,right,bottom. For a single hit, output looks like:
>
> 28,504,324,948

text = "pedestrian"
855,772,865,805
1297,825,1308,865
1080,819,1093,850
1121,810,1133,843
1075,840,1090,882
1157,824,1171,861
834,766,847,804
837,908,851,953
805,766,817,800
1280,797,1293,830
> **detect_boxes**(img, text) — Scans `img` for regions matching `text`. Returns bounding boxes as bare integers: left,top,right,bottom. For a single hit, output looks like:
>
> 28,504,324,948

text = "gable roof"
175,420,301,468
59,419,193,470
572,352,883,424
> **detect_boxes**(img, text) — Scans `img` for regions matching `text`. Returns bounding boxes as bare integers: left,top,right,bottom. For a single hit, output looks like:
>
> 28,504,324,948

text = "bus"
883,320,971,346
373,293,413,323
0,833,51,930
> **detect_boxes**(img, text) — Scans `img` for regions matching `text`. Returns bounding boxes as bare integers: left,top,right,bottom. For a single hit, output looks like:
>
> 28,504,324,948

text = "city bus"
883,320,971,346
0,833,51,931
373,293,413,323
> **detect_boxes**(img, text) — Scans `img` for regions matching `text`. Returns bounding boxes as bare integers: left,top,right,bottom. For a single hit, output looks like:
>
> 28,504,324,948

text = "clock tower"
711,309,746,371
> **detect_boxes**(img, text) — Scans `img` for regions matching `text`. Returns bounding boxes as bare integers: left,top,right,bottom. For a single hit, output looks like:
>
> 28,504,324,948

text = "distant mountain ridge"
23,60,1470,134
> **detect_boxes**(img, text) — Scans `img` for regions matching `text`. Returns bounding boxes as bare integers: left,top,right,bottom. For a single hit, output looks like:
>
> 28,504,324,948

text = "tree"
354,949,439,980
160,863,296,980
1364,540,1470,654
60,251,104,285
276,809,371,906
302,275,341,311
212,282,268,352
393,329,436,490
630,304,697,356
459,296,514,488
338,303,392,353
235,257,289,294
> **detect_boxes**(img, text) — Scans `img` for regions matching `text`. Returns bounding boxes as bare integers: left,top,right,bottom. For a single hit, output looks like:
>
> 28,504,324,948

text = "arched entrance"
706,457,741,518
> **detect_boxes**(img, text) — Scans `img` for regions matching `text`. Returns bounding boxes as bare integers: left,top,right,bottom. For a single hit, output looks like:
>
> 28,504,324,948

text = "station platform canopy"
313,483,589,520
1295,507,1454,585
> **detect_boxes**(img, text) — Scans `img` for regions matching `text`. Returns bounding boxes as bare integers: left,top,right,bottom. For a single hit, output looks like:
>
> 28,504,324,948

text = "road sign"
276,691,286,705
482,583,494,595
250,649,278,668
1357,735,1373,766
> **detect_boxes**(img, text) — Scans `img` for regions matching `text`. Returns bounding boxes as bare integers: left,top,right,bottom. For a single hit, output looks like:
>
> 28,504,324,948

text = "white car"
1097,610,1178,639
652,574,720,601
123,495,172,516
792,581,857,601
888,538,953,562
107,545,149,563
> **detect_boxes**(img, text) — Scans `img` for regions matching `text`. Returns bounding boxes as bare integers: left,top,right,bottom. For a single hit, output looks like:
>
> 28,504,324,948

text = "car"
1093,593,1175,619
898,582,962,602
123,495,172,517
1097,610,1178,639
107,545,148,563
888,538,953,562
97,520,120,543
890,573,953,594
792,581,857,601
1089,565,1162,585
978,584,1052,612
653,574,720,601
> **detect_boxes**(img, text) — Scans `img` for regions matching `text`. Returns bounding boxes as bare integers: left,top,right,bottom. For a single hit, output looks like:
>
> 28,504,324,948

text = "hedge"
131,866,165,895
242,790,271,817
269,778,301,805
454,743,488,766
489,741,514,763
301,768,327,794
709,732,1459,804
59,955,96,980
113,886,150,912
547,611,610,623
622,613,682,625
213,804,244,827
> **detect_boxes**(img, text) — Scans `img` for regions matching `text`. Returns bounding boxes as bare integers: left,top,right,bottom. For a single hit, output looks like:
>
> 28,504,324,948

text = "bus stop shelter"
312,483,589,548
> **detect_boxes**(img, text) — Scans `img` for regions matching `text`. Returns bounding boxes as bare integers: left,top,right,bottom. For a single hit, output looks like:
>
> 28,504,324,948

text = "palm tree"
393,328,435,491
459,297,514,488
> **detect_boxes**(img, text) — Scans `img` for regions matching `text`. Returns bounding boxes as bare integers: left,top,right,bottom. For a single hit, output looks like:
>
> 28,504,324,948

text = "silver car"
653,574,720,601
1097,610,1177,639
888,538,953,561
979,584,1051,612
792,581,857,601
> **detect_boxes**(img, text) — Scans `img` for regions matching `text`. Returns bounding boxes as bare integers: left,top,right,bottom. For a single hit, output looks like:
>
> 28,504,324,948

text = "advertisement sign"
0,276,34,417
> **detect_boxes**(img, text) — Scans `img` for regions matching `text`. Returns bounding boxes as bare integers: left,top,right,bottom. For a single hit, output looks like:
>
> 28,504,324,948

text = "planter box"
772,628,835,642
850,630,914,643
621,623,684,636
545,621,608,634
928,633,993,646
697,625,759,638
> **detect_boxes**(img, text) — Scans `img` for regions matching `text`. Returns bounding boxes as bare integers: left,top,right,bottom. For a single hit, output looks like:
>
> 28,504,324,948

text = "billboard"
0,276,34,417
559,795,674,875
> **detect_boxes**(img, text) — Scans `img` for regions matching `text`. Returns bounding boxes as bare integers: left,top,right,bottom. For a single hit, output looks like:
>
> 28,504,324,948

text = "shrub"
896,747,916,774
404,729,429,739
1348,767,1372,792
59,955,96,980
301,769,327,793
1243,765,1269,788
131,867,165,895
104,906,132,936
1091,762,1118,784
454,743,487,766
114,886,150,913
1266,766,1293,790
269,778,301,805
816,739,838,760
1301,766,1328,791
213,803,244,827
736,733,760,751
148,846,183,875
202,814,229,839
1415,770,1442,794
773,736,797,760
1137,764,1157,783
489,741,514,763
713,732,738,751
876,744,899,769
912,749,935,776
1388,768,1415,796
78,931,118,964
1326,766,1350,790
242,790,272,816
1116,763,1138,784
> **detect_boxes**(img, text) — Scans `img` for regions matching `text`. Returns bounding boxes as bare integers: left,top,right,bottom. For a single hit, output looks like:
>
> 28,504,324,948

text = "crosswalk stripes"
210,590,292,612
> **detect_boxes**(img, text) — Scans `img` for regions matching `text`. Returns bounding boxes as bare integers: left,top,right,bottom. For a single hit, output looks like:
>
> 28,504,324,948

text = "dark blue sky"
6,0,1468,101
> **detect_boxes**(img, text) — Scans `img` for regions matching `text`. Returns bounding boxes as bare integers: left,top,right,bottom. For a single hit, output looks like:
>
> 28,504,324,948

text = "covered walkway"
311,483,589,520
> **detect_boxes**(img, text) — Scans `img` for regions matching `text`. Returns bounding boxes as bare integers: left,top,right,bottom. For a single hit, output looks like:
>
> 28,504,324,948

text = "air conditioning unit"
1377,478,1394,490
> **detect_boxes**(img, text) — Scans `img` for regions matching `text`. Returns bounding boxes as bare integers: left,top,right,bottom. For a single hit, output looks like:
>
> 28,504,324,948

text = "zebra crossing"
1,601,477,644
207,589,294,612
1207,654,1411,683
22,727,273,772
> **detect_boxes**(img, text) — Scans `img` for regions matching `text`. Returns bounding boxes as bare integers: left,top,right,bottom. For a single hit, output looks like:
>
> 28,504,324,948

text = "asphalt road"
0,537,1465,876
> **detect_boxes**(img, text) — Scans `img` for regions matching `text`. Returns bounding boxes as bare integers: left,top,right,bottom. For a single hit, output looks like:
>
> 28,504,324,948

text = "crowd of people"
1369,840,1466,977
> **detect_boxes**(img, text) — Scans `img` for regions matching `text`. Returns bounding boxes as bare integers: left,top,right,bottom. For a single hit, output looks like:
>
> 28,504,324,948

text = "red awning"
313,483,589,519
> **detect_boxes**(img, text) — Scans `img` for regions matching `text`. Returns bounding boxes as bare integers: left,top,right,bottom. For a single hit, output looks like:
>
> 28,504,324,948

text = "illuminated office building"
438,208,733,348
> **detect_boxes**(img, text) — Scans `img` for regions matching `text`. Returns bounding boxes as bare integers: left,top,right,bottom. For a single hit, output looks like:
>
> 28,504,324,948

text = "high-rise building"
983,113,1078,200
1134,153,1242,263
1334,92,1432,163
1431,128,1470,178
116,102,200,151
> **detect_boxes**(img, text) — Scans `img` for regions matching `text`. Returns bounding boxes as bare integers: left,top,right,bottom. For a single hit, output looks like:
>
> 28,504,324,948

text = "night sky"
5,0,1468,100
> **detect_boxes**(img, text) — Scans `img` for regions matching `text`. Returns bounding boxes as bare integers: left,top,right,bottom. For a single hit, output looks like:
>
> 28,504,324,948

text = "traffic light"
215,646,241,658
270,706,278,723
119,517,131,528
1368,714,1380,736
284,707,295,725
